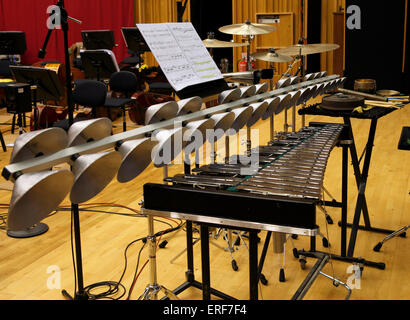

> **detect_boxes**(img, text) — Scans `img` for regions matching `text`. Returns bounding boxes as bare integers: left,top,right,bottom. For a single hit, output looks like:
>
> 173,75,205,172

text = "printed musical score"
137,23,223,91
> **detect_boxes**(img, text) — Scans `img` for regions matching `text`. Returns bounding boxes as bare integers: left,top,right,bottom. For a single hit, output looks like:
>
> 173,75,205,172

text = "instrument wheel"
293,248,300,259
231,260,239,271
299,257,307,270
259,274,268,286
279,268,286,283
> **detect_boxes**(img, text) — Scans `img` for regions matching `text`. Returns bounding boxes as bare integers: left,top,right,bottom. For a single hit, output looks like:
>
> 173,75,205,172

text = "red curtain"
0,0,135,65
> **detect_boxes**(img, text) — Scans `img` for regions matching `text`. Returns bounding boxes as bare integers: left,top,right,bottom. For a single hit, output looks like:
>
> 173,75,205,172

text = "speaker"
5,83,32,114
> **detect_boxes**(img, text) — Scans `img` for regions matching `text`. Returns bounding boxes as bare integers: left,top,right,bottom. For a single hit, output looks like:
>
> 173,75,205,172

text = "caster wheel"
279,268,286,283
326,215,334,225
232,260,238,271
373,242,382,252
260,274,268,286
293,248,300,259
299,258,307,270
292,234,298,240
322,237,330,248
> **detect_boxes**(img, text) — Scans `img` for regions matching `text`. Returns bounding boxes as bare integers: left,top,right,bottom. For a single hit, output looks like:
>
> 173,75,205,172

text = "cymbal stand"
138,214,179,300
296,49,307,128
270,114,276,142
139,163,180,300
280,57,300,81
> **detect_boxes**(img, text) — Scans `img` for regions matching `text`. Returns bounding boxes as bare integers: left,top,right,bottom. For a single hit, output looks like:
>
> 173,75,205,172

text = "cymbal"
219,20,276,36
253,51,293,63
203,38,248,48
277,43,340,56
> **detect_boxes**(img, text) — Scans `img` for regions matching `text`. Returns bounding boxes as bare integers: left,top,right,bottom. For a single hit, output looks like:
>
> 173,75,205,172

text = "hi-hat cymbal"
277,43,340,56
253,51,293,63
203,38,248,48
219,20,277,36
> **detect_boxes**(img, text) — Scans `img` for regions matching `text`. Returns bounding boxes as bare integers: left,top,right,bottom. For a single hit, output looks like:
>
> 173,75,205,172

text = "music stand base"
162,278,236,301
7,223,49,238
139,284,179,300
61,289,89,300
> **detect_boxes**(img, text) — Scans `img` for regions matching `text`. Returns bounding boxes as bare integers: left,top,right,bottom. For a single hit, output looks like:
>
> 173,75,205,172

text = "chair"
0,60,12,78
53,80,107,131
104,71,139,132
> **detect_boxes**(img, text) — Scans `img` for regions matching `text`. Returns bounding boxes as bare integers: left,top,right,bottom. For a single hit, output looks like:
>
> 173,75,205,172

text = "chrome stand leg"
140,215,179,300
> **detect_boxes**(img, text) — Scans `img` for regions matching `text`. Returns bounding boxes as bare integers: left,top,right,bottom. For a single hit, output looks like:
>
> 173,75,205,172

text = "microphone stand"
39,1,87,300
38,0,82,127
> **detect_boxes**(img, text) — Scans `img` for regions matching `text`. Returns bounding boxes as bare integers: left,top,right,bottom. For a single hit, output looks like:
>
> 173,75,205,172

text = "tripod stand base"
7,223,49,238
139,284,179,300
61,289,89,300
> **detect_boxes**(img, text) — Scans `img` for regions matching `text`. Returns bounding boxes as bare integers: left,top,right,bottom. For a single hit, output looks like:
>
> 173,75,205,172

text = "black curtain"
307,0,322,74
190,0,233,72
345,1,409,94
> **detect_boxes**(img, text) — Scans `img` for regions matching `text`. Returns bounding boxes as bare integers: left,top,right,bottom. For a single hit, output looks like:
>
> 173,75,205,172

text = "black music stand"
81,30,116,51
10,66,65,130
80,50,119,81
0,31,27,56
121,27,150,56
121,27,151,90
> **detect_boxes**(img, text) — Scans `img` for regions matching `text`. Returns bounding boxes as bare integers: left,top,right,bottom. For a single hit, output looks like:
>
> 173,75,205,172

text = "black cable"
127,241,146,300
57,206,179,229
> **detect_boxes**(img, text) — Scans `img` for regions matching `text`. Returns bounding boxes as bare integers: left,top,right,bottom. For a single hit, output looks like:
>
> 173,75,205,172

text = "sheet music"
136,23,223,92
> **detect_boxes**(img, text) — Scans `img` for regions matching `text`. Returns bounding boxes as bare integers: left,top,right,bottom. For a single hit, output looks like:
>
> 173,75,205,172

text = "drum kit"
203,19,340,84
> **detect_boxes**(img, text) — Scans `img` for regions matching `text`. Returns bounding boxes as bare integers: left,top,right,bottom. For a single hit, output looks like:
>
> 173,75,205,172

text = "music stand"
121,27,151,90
80,50,119,81
81,30,116,50
121,27,150,55
0,31,27,55
10,66,65,130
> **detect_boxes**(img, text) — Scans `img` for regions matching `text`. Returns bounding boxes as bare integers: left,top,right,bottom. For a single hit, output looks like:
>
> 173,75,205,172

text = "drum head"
321,94,365,111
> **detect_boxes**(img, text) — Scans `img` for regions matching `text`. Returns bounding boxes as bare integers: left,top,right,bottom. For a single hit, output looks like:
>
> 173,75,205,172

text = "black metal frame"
296,107,405,269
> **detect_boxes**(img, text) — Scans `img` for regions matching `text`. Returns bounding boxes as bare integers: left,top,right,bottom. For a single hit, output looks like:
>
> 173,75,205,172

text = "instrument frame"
2,75,339,182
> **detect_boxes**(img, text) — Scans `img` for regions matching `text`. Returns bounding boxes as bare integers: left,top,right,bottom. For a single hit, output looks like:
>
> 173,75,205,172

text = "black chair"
0,60,12,78
53,80,108,131
104,71,138,132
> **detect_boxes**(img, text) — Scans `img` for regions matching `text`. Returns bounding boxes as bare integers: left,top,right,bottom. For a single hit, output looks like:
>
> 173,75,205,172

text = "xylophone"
2,71,350,300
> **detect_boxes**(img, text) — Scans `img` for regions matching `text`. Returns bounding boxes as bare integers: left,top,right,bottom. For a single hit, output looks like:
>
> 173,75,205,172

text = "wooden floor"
0,97,408,301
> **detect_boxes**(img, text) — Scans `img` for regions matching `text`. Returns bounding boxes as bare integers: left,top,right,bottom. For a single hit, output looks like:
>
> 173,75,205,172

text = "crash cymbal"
219,20,276,36
253,51,293,63
277,43,340,56
203,38,248,48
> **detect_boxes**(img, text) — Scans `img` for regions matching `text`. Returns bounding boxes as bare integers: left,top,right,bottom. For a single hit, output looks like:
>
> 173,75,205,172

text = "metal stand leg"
296,141,386,270
374,225,410,252
139,215,179,300
249,231,259,300
341,118,405,256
